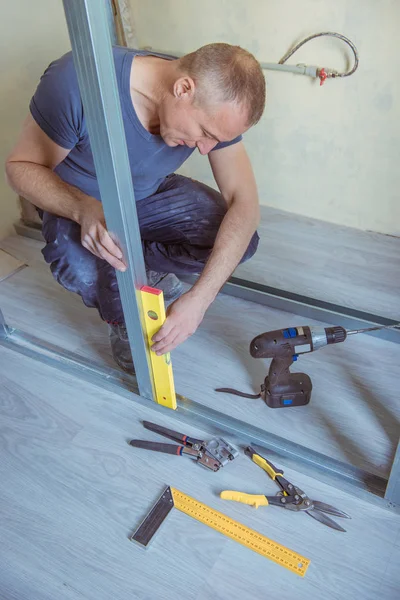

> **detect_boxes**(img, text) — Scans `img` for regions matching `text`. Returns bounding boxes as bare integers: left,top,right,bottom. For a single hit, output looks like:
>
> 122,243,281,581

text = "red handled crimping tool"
129,421,238,472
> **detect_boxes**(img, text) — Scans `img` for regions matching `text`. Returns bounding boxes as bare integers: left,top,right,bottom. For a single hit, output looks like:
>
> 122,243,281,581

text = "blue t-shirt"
29,46,242,202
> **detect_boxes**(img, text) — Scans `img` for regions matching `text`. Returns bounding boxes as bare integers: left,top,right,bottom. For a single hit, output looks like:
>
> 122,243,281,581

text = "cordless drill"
216,323,399,408
249,325,346,408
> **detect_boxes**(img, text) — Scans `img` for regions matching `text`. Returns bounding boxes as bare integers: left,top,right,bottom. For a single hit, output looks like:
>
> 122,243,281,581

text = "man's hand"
151,290,209,355
78,198,127,272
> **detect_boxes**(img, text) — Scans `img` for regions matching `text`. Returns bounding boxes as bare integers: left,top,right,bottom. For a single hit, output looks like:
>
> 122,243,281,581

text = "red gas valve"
318,68,327,86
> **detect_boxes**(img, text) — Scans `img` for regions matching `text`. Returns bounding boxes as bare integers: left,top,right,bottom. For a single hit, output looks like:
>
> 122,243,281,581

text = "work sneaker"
108,323,135,374
146,271,183,302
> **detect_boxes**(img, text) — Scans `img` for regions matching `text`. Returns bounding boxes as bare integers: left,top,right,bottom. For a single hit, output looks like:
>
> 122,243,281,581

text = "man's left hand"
151,291,209,355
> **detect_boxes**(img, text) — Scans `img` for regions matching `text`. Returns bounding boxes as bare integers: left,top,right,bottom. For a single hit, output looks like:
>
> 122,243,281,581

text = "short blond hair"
178,43,266,126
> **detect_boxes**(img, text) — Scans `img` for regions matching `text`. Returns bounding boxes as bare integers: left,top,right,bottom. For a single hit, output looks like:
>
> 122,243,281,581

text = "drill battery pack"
262,372,312,408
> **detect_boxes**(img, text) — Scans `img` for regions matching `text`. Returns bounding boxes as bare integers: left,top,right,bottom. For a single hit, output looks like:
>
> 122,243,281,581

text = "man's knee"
240,231,260,264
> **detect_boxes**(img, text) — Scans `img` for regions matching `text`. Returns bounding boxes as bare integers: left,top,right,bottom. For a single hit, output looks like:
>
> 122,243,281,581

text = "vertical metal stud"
62,0,155,400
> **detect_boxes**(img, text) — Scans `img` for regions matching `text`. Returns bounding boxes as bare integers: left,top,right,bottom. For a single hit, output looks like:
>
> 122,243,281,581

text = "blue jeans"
40,174,259,324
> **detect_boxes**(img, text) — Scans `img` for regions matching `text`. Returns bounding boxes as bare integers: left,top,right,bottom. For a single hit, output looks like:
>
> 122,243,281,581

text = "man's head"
158,43,266,154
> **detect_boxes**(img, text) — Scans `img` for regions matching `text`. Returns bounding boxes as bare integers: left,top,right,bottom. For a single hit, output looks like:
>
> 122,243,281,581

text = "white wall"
0,1,71,240
128,0,400,235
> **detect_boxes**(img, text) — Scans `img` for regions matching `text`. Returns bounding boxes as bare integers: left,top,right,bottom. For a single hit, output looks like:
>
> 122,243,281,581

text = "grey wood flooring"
235,206,400,321
0,234,399,480
0,346,399,600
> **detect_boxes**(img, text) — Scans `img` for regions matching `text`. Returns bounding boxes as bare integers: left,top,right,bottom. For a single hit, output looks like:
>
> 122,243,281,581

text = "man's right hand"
78,198,127,272
6,115,125,274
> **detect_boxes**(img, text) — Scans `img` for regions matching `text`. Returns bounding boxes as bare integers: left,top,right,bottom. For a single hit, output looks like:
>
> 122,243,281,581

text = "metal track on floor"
182,275,400,345
1,316,398,513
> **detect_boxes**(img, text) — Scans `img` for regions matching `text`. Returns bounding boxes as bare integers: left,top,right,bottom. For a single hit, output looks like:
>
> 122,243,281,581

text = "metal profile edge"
1,326,397,512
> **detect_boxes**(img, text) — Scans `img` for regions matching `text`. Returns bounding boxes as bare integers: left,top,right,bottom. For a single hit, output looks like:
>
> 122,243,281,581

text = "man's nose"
197,140,218,155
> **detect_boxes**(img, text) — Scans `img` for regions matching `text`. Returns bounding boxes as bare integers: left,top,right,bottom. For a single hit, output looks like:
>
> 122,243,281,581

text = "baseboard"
14,220,44,242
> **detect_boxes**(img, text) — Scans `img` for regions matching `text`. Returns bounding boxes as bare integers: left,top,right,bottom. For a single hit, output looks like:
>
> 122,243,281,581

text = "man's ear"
173,76,195,100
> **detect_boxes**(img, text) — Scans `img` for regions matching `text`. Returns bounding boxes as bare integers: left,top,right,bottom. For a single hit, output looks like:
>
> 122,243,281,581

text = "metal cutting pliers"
129,421,238,472
221,446,351,532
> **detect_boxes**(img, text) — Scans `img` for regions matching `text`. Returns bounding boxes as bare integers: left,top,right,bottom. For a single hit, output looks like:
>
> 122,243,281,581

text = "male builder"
5,43,266,372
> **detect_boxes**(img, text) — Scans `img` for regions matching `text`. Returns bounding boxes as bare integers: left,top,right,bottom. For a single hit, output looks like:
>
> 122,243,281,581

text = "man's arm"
192,141,260,301
5,115,126,271
152,141,259,354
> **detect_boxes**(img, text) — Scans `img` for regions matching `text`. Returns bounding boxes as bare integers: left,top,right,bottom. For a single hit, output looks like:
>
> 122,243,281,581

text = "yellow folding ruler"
140,286,177,410
131,486,310,577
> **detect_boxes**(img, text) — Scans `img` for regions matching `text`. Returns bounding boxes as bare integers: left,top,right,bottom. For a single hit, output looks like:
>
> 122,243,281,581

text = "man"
5,43,266,373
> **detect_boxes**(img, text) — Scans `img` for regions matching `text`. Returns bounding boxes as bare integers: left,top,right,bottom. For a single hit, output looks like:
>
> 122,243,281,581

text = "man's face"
158,77,249,155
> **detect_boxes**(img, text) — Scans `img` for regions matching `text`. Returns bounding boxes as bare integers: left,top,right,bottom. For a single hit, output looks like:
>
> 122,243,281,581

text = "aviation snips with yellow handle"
221,447,351,532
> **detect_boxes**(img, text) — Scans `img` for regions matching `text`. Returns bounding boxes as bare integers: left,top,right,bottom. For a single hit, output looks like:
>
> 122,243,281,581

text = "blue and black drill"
216,323,399,408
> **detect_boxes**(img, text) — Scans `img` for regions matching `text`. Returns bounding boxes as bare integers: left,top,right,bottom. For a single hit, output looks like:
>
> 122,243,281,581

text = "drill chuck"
324,326,347,344
309,325,347,350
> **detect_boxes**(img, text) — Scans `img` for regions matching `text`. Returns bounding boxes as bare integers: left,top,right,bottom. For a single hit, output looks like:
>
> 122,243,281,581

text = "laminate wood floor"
0,234,399,480
0,347,399,600
235,206,400,321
